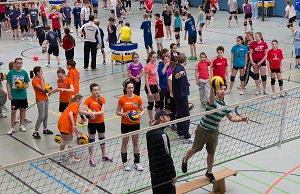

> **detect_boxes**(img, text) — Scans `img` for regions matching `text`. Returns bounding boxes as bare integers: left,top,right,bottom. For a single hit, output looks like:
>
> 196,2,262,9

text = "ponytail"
30,66,41,79
69,94,83,105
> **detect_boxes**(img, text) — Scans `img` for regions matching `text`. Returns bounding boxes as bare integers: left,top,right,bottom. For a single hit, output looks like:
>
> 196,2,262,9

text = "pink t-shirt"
197,61,210,80
250,41,268,62
144,63,158,85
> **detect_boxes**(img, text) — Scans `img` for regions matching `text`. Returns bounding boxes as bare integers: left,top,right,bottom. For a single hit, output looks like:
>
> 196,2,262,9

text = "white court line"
31,122,98,194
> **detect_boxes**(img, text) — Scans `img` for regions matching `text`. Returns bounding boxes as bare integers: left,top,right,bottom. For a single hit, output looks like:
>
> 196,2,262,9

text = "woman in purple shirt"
128,52,144,96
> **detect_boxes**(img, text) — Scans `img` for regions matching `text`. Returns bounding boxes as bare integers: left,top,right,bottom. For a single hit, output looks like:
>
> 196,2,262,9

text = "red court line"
264,164,300,194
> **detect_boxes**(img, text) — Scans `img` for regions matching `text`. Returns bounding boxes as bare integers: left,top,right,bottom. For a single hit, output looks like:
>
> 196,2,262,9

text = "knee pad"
149,13,152,18
261,75,267,81
271,78,276,85
230,75,235,82
147,102,154,110
212,10,216,13
198,30,202,36
155,101,160,109
249,20,252,25
118,20,123,24
206,16,208,20
234,16,237,20
240,76,245,81
101,50,105,54
175,34,180,39
244,22,247,26
94,10,98,14
287,24,292,28
254,73,259,80
99,136,105,145
145,45,149,49
229,16,232,20
208,16,211,20
278,79,283,86
89,138,95,143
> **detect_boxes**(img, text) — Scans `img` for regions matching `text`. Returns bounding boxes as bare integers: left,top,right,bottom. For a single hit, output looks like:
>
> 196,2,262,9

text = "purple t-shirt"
128,62,143,81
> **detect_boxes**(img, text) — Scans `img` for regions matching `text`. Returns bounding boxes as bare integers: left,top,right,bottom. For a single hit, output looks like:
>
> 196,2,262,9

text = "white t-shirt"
81,6,91,21
285,5,296,19
228,0,237,12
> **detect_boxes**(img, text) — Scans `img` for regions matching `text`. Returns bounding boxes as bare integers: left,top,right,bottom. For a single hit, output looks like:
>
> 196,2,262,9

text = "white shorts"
156,38,163,44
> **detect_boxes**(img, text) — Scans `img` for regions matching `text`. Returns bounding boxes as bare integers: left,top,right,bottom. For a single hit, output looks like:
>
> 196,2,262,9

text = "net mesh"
1,87,300,193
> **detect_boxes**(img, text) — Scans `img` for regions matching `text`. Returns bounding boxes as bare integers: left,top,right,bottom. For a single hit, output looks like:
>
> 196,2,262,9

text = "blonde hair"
69,94,83,105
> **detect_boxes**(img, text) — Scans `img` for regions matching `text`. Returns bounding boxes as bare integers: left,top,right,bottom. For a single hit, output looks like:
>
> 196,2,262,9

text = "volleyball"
44,83,52,93
15,79,25,89
188,103,194,111
128,110,140,122
77,134,89,145
210,76,225,90
54,134,63,144
0,72,6,80
86,109,94,119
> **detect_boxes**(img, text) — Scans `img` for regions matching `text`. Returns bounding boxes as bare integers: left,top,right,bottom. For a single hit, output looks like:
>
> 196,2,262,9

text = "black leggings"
126,0,131,7
65,47,74,60
244,60,256,87
159,88,167,110
132,80,141,96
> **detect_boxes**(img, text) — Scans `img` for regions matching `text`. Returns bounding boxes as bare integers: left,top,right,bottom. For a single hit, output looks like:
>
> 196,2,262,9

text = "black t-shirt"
162,10,172,25
35,24,45,37
107,25,117,45
172,64,190,99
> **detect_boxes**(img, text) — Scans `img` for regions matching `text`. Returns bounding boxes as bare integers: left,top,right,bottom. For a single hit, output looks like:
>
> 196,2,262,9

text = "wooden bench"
176,168,237,194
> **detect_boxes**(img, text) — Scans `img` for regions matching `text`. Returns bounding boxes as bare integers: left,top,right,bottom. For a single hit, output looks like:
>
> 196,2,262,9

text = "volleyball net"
1,86,300,193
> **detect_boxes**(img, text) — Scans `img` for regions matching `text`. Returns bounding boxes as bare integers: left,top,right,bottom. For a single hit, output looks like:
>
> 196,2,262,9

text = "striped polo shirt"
199,98,232,131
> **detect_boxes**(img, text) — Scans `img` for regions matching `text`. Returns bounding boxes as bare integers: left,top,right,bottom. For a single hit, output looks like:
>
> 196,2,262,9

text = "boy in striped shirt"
181,83,248,183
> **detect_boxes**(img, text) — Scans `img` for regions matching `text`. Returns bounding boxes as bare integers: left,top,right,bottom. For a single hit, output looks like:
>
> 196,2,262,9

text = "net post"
278,93,288,148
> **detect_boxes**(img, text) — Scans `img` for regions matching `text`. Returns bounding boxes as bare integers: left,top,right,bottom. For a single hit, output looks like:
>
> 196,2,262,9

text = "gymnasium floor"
1,5,300,194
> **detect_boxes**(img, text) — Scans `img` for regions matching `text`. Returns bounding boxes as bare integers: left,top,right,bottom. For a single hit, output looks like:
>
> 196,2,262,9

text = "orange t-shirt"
58,102,79,134
57,77,73,103
32,77,48,102
118,94,143,125
67,68,80,95
84,96,106,123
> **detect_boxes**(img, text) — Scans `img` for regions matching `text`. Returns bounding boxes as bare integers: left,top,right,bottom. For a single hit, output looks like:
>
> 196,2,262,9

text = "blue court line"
29,163,79,194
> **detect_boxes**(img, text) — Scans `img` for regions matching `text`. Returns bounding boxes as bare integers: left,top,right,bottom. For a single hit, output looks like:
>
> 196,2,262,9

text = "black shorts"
244,13,252,19
175,27,180,32
144,85,159,94
121,123,140,134
233,66,244,70
164,22,171,26
0,13,5,20
229,11,236,14
289,16,296,24
48,46,59,56
110,9,115,14
253,61,266,67
74,19,82,29
296,56,300,59
20,25,28,33
60,132,71,135
88,122,105,134
65,18,71,26
11,99,28,110
271,69,281,73
188,35,196,45
11,22,18,30
31,23,36,29
146,10,152,14
145,44,153,49
199,23,204,27
59,102,69,113
92,3,98,7
205,7,210,14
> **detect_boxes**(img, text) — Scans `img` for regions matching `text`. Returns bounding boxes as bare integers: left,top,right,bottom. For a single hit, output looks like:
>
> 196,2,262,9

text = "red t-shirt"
0,5,5,13
145,0,154,11
250,41,268,62
267,49,283,70
63,35,76,51
49,12,61,29
212,57,228,79
197,61,210,80
40,5,46,17
155,19,164,38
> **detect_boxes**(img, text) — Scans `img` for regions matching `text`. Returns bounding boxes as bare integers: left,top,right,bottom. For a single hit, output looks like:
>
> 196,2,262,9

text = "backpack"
244,3,251,14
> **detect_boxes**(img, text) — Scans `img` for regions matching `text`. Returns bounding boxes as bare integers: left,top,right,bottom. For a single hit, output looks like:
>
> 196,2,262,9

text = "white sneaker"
184,138,194,144
177,136,184,140
226,90,232,94
19,125,27,132
263,90,269,95
7,128,14,135
0,113,7,118
255,90,260,95
24,117,32,123
254,16,257,20
70,30,74,33
240,90,244,95
58,64,61,68
236,25,239,28
21,37,24,41
46,64,50,68
27,36,30,40
69,156,80,164
15,119,19,123
123,162,131,171
30,38,33,42
57,155,67,163
134,163,144,171
272,95,276,99
211,17,214,20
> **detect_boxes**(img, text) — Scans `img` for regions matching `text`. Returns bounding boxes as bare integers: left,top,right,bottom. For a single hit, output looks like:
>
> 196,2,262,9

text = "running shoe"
226,90,232,94
0,113,7,118
69,156,80,164
24,117,32,123
263,90,269,95
19,125,27,132
102,156,113,162
197,40,203,44
255,90,260,95
90,159,96,167
181,157,187,173
188,56,194,60
134,163,144,171
280,93,285,98
193,56,197,60
43,129,53,134
123,162,131,171
7,128,14,135
240,90,244,95
46,64,50,68
32,132,41,139
184,138,194,144
103,61,106,65
58,155,67,163
205,171,216,184
177,136,184,140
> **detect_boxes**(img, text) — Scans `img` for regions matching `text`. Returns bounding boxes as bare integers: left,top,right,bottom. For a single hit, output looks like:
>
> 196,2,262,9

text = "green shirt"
6,69,30,100
200,98,232,131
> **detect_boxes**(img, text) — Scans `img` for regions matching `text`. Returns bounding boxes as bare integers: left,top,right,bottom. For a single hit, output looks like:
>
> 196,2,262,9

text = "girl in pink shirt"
144,51,160,125
195,52,211,108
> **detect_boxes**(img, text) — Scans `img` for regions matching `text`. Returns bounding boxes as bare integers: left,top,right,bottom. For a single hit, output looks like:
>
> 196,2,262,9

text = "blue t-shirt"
140,20,153,46
231,44,248,67
92,0,98,5
96,27,104,47
29,9,38,22
116,5,122,18
5,9,19,22
184,16,196,36
294,31,300,48
174,16,181,28
46,31,59,47
19,10,27,25
72,7,81,20
62,6,72,19
158,61,169,89
6,69,30,100
172,64,190,99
